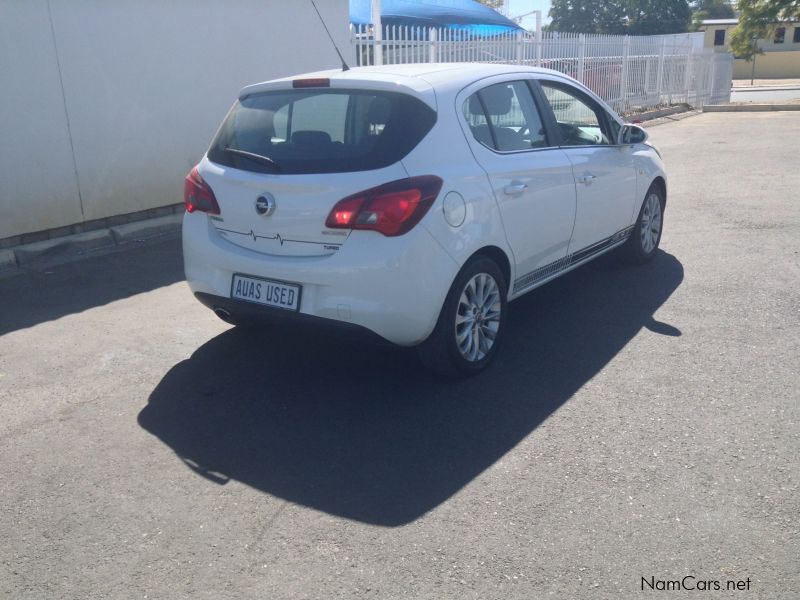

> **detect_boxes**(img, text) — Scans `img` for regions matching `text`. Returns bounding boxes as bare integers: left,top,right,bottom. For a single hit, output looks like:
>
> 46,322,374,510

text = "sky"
500,0,552,30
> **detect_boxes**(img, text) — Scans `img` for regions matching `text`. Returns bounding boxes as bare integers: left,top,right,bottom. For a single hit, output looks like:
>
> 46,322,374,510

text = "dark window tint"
774,27,785,43
794,27,800,43
463,81,548,151
714,29,725,46
540,81,612,146
208,89,436,174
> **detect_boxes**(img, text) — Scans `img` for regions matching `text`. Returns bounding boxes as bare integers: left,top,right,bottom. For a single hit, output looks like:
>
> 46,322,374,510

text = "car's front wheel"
624,184,665,263
417,256,507,376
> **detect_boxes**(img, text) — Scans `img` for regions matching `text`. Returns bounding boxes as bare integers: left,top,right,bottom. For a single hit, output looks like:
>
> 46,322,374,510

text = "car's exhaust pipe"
213,307,233,323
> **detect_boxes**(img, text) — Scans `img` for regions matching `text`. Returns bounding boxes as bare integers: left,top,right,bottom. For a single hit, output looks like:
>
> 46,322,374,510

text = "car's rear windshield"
207,88,437,175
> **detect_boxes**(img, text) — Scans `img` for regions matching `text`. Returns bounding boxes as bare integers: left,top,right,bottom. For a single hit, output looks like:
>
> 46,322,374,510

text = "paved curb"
0,249,15,271
1,213,182,278
15,229,116,267
703,104,800,112
627,104,690,123
110,215,183,244
731,85,800,92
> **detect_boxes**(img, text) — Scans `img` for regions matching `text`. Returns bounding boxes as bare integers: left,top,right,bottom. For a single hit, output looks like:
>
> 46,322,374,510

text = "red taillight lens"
329,196,364,227
184,167,220,215
325,176,442,237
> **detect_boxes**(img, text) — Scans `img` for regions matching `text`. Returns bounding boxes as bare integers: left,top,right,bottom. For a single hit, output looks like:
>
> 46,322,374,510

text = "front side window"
463,81,548,152
774,27,786,43
714,29,725,46
794,27,800,43
208,89,436,174
539,81,613,146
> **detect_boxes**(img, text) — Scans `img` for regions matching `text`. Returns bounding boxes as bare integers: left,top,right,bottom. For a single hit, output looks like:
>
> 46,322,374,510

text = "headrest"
468,95,485,116
291,130,332,146
476,85,514,116
367,97,392,123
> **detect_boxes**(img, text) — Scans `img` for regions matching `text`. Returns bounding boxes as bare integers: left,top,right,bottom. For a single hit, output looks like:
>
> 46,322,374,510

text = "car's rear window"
207,89,436,174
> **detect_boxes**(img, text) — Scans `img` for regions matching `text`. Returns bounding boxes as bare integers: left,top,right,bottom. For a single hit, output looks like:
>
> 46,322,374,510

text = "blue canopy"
350,0,522,32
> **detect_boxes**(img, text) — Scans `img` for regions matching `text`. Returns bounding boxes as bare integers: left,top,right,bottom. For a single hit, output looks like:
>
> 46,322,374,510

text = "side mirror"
618,124,648,145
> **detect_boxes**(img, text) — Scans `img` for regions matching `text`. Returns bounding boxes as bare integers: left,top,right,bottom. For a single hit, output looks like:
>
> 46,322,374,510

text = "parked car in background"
183,64,666,375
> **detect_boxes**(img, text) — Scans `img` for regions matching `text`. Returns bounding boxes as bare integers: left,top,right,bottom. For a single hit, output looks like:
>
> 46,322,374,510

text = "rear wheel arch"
417,253,509,376
466,245,511,292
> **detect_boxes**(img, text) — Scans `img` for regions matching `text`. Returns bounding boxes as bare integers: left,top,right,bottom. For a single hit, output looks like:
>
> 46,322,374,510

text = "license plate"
230,274,301,311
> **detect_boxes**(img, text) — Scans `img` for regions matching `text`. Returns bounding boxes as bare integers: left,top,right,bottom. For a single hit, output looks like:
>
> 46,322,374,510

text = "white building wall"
0,0,352,240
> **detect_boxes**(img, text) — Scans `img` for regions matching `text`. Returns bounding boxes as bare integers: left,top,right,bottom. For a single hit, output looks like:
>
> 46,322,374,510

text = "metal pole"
656,37,666,104
750,38,757,85
684,45,693,104
429,27,437,63
620,36,630,112
535,11,542,67
372,0,383,66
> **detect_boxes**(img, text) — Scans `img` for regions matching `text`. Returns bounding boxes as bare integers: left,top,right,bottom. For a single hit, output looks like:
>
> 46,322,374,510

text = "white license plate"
230,274,301,311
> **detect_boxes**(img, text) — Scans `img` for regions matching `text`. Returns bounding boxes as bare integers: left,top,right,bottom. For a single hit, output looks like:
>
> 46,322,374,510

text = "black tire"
623,184,665,264
417,255,508,377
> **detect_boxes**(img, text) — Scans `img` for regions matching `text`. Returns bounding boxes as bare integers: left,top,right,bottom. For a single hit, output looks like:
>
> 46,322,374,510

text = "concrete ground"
729,88,800,103
732,78,800,87
1,113,798,599
730,79,800,104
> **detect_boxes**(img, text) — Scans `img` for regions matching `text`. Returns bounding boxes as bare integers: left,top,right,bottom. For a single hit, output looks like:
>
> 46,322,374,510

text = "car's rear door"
534,78,638,255
458,78,577,294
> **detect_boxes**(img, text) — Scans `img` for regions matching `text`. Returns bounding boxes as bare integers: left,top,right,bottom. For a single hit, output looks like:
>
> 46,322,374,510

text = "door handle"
576,173,596,185
504,181,528,195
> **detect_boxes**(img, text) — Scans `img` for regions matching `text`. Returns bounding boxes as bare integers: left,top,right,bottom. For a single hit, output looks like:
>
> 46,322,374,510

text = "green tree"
548,0,692,34
627,0,694,34
691,0,736,30
731,0,800,60
549,0,627,33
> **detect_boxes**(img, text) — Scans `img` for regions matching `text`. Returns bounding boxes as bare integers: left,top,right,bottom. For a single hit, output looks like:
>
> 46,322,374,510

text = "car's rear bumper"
182,212,460,346
194,292,391,344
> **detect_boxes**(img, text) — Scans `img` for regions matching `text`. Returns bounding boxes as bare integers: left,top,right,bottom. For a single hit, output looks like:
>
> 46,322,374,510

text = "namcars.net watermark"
641,576,752,592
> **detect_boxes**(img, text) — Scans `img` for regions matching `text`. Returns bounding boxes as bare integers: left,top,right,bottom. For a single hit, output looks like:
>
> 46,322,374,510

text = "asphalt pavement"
1,112,798,599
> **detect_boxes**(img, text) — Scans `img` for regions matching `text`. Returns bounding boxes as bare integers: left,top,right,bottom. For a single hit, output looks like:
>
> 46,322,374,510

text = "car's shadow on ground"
0,237,183,336
139,250,683,526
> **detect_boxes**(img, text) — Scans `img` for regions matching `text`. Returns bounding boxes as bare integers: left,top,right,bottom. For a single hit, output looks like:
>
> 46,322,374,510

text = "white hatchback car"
183,63,666,375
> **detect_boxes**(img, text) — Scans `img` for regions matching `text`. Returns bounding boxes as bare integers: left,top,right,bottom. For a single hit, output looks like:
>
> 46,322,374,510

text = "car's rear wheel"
624,184,665,263
417,256,507,376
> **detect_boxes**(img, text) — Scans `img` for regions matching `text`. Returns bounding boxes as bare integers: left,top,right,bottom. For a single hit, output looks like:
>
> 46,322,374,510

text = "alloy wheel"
455,273,502,362
640,192,662,254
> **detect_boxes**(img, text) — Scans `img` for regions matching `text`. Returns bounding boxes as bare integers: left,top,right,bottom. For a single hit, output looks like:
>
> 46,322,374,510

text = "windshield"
207,89,436,174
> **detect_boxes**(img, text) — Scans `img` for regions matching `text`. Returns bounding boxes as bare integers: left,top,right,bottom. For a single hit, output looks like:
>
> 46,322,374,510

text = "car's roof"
239,63,607,116
341,63,566,82
242,63,570,97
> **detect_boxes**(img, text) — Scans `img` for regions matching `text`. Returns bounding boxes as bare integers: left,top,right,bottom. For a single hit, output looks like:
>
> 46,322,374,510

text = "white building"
0,0,351,243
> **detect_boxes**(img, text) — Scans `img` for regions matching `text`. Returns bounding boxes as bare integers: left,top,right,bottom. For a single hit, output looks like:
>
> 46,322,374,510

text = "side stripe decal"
513,225,635,293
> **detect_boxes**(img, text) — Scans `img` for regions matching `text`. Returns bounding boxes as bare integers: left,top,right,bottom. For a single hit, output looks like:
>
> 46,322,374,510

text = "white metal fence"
351,26,733,113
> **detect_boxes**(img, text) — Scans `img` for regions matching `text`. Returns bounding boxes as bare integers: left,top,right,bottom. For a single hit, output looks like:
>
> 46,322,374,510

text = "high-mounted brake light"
325,176,443,237
184,167,220,215
292,78,331,88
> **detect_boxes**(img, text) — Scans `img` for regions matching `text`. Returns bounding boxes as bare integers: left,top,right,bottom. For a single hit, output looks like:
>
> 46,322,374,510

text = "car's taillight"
325,176,443,237
184,167,220,215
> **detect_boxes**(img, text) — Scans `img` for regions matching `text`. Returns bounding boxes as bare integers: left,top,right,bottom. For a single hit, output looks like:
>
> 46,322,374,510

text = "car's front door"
459,79,577,294
536,79,638,255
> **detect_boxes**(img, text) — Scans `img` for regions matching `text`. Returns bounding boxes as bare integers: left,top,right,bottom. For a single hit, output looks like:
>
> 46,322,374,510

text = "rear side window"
207,89,436,174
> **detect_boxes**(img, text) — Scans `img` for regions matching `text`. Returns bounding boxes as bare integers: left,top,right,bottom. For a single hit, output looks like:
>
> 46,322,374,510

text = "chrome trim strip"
215,226,340,248
513,225,634,294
